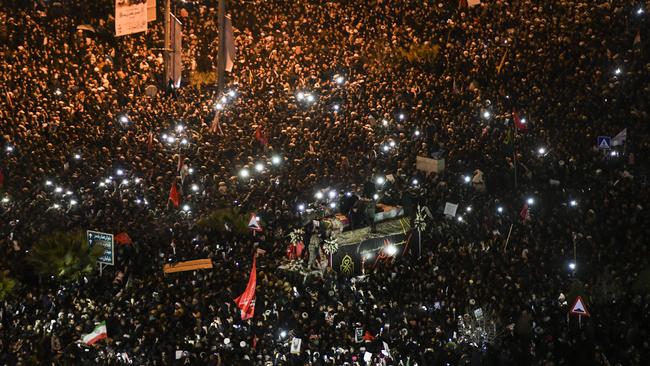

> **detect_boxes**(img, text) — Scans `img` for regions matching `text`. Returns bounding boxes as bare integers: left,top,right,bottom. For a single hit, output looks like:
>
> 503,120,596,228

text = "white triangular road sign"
570,296,590,317
248,213,262,232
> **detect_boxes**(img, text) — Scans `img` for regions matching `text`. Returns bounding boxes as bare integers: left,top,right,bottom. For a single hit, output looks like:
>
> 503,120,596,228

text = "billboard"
115,0,148,37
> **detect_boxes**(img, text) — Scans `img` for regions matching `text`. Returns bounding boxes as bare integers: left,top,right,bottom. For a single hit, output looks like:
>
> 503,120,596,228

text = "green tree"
0,270,16,300
27,231,105,282
195,207,250,237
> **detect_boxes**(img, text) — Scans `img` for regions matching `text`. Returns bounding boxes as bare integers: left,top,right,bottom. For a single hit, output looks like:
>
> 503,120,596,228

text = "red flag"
512,110,527,132
634,30,641,47
0,168,4,188
234,255,257,320
295,242,305,258
255,125,268,146
168,181,181,208
115,232,133,245
362,330,375,342
147,132,153,153
520,204,530,223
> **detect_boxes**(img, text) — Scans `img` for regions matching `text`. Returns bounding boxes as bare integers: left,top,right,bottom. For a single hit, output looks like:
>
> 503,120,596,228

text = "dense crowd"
1,0,649,364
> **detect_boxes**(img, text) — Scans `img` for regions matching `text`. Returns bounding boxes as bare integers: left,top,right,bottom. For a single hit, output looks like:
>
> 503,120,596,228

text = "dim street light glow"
306,94,315,103
382,119,389,127
398,113,405,120
121,179,129,185
296,92,305,101
373,193,379,200
614,68,622,75
497,206,504,213
329,202,336,209
6,146,14,152
570,200,577,207
382,145,390,152
376,176,385,185
1,197,9,203
538,147,547,155
569,262,576,270
254,163,264,172
45,180,53,186
412,179,419,185
466,206,472,212
70,200,77,205
389,140,396,147
271,155,281,165
328,190,337,199
482,110,491,119
176,125,184,132
463,176,471,183
180,137,188,144
414,130,421,136
55,187,63,193
333,104,339,111
74,154,81,160
182,204,191,212
527,197,535,205
457,216,464,222
315,191,324,200
239,168,250,178
53,204,60,209
191,184,199,192
228,89,236,97
298,204,305,212
215,103,224,110
116,169,124,176
335,75,345,84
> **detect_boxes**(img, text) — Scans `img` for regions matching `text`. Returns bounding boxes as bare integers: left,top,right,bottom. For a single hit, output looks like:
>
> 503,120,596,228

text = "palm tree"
27,231,105,282
195,207,250,237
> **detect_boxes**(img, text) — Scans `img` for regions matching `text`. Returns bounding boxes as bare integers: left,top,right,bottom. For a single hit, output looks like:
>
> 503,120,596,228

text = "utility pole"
217,0,226,97
512,121,518,189
163,0,171,89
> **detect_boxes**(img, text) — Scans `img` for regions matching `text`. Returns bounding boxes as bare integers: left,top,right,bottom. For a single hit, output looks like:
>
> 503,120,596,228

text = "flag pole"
503,223,514,252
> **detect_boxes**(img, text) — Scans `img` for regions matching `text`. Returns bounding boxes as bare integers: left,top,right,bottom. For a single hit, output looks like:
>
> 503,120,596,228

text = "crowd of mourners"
1,0,649,364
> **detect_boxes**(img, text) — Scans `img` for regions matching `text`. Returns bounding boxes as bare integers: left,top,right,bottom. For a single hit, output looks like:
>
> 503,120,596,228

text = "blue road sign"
597,136,611,150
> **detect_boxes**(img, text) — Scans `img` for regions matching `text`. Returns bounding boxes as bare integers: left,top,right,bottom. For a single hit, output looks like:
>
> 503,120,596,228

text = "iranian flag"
81,322,108,345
